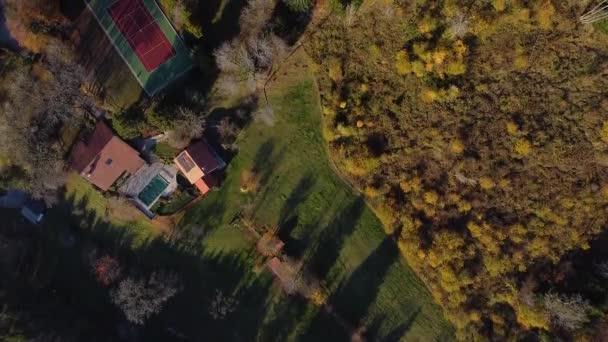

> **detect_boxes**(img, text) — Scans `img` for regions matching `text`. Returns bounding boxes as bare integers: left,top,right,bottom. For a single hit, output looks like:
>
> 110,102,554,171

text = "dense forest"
307,0,608,340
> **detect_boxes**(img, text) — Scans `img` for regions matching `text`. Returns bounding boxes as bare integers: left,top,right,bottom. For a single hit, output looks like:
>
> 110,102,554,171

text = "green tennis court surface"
137,175,169,206
86,0,193,95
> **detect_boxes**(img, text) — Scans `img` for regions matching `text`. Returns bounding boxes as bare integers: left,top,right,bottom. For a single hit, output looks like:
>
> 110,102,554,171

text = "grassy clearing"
101,64,142,110
64,173,166,237
65,173,107,218
181,52,454,340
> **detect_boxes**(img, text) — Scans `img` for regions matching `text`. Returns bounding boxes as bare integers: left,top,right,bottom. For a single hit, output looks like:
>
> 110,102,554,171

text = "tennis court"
107,0,176,72
86,0,192,95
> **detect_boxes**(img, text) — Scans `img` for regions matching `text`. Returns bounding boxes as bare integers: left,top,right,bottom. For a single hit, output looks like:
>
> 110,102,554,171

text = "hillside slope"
306,1,608,339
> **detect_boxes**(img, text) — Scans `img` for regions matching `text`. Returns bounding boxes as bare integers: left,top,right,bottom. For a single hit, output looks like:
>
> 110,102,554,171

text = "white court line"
141,40,167,56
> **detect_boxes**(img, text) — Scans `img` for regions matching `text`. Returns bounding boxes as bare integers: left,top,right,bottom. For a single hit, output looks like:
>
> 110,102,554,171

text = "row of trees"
308,0,608,339
0,0,95,201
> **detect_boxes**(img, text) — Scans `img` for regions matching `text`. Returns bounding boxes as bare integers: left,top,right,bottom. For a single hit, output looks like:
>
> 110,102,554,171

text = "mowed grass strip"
181,52,454,340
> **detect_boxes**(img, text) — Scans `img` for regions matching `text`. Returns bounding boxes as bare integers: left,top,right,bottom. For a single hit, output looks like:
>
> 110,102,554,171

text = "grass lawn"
64,173,167,237
181,51,454,341
75,8,142,110
65,173,108,218
152,141,181,163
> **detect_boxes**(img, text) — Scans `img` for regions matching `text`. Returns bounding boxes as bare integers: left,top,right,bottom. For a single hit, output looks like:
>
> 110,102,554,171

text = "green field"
180,53,454,340
86,0,192,95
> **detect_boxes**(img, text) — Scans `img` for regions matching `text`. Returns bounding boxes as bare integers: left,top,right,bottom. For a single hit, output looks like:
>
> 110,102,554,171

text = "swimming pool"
137,175,169,207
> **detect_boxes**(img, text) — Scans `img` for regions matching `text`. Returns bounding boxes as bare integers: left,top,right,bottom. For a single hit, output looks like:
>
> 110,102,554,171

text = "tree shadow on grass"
330,237,399,330
296,307,352,342
304,197,365,280
72,10,143,111
256,294,310,342
251,138,286,214
55,189,277,341
365,308,421,342
270,1,313,46
5,186,376,341
302,237,401,341
278,173,316,228
202,98,258,166
172,184,230,240
186,0,248,52
274,173,317,258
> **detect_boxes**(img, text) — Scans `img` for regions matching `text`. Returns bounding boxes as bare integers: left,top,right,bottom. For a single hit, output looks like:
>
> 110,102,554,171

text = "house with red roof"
69,121,145,191
173,140,226,195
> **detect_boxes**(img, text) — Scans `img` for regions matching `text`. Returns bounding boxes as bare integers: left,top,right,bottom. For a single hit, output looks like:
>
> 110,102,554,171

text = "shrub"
310,289,328,306
283,0,313,12
450,139,464,154
395,51,412,75
514,138,532,157
92,255,122,286
601,121,608,143
492,0,506,11
446,61,466,76
423,191,439,205
479,177,496,190
544,293,591,331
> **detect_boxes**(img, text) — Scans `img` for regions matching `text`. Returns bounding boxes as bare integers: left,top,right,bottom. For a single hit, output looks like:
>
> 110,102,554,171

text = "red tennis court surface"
107,0,176,72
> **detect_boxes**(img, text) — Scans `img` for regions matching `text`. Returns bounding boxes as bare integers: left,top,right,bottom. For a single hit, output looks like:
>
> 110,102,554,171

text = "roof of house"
193,174,215,195
257,234,285,257
69,122,145,191
266,257,288,284
185,140,225,174
194,178,210,195
174,140,225,187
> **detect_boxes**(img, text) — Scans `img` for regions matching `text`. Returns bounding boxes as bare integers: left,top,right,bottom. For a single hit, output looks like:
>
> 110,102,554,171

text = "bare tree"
449,13,469,39
166,107,205,149
111,271,181,325
215,74,240,97
519,275,538,306
239,0,276,37
170,0,185,31
213,0,287,97
248,34,274,69
248,33,289,69
216,117,239,148
544,292,591,331
595,261,608,278
253,105,276,127
344,4,357,27
0,41,91,199
214,41,255,76
208,290,239,320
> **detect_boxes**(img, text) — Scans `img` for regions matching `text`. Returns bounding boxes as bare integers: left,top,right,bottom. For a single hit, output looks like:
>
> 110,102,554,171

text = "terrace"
118,162,178,218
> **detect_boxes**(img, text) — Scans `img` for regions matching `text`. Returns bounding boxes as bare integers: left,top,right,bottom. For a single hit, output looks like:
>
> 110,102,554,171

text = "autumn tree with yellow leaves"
306,0,608,339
